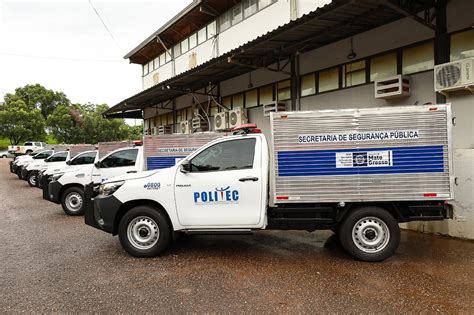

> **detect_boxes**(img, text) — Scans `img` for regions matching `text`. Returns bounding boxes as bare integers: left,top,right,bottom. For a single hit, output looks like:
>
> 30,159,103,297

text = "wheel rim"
29,175,37,186
352,216,390,253
66,192,83,212
127,216,160,250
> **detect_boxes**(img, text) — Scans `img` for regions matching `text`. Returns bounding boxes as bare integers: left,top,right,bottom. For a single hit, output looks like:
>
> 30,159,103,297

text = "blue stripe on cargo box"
277,146,444,177
147,156,185,170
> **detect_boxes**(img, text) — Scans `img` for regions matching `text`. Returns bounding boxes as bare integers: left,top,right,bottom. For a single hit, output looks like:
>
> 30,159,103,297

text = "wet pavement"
1,159,473,313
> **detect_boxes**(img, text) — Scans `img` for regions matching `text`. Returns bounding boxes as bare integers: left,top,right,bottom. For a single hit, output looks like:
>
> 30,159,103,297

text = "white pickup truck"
15,149,54,179
85,105,455,262
8,141,47,155
23,151,70,186
46,146,145,216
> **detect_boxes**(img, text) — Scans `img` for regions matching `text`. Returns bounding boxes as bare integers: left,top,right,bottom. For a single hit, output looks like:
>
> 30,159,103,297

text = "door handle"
239,176,259,182
127,171,137,174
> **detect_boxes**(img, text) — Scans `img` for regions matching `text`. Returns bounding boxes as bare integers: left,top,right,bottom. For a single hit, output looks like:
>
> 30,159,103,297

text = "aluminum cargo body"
270,104,454,204
144,132,222,170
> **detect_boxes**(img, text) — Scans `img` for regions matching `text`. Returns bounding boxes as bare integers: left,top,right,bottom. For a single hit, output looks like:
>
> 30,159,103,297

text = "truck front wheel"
339,207,400,262
118,206,171,258
27,172,37,187
61,187,85,216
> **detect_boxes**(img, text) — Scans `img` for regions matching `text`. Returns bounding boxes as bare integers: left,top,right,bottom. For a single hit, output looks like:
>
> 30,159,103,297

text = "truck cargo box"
270,104,454,204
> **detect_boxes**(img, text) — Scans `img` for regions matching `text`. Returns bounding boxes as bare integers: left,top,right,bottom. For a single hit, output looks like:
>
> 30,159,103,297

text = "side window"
24,142,32,146
100,149,138,168
47,152,68,162
71,152,97,165
34,150,53,159
190,138,256,172
34,142,42,146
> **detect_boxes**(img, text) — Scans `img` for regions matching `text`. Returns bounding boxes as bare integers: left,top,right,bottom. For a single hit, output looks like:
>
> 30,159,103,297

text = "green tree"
125,124,143,141
0,99,46,144
4,84,70,119
46,104,85,143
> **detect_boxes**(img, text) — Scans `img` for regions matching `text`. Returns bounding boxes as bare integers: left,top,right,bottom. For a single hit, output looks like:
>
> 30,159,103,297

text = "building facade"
108,0,474,239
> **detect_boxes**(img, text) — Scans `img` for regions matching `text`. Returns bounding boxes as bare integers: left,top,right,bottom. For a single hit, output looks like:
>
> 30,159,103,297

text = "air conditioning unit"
158,125,172,135
180,120,191,134
151,127,158,135
228,108,247,129
263,102,286,116
214,112,229,131
192,116,209,132
434,58,474,94
374,75,411,99
145,128,151,136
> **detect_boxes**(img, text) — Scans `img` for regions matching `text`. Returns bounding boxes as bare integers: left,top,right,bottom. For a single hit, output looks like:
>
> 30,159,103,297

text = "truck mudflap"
84,183,102,230
47,180,62,204
84,183,122,234
41,175,52,200
9,161,14,173
20,167,28,180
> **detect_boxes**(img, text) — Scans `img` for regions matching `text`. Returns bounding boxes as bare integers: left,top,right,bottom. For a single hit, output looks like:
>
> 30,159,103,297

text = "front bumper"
84,183,122,234
9,161,14,173
41,175,53,199
20,167,28,180
47,180,63,204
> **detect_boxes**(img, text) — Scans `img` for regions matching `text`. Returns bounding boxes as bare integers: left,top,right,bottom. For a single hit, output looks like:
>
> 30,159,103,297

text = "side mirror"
180,161,191,173
66,160,71,165
94,161,101,169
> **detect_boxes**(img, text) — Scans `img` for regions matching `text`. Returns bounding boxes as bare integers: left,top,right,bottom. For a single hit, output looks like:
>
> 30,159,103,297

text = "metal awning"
105,0,436,118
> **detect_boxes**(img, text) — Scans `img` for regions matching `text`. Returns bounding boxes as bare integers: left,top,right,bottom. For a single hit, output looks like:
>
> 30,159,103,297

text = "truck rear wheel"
27,172,37,187
118,206,171,258
339,207,400,262
61,187,85,216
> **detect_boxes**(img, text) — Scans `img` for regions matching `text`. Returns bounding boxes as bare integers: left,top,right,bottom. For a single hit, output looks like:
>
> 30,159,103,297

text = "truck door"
92,148,139,183
175,136,264,227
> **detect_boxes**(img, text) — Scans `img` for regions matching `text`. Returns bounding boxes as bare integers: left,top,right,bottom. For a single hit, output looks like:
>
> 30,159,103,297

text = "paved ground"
1,159,473,313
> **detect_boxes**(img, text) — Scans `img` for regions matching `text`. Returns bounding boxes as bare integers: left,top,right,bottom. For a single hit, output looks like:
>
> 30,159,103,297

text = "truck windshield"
69,151,97,165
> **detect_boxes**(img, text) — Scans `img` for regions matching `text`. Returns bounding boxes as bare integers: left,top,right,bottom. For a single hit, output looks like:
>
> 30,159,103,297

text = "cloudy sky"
0,0,192,107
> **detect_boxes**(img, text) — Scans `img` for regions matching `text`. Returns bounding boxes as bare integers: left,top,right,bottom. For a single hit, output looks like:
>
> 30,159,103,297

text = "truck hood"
103,169,161,183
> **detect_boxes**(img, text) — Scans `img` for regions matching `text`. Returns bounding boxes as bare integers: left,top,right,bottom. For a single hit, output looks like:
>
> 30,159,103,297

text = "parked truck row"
8,105,455,262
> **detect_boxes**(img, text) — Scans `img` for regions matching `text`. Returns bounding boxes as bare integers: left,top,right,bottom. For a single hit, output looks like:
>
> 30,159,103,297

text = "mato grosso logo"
193,186,239,204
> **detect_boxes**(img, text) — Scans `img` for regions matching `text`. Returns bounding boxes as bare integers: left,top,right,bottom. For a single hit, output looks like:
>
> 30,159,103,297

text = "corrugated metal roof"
105,0,436,117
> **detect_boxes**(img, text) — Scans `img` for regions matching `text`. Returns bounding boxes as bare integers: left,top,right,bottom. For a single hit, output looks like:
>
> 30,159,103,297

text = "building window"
318,67,339,93
219,11,231,32
173,44,181,58
197,27,207,45
370,52,397,81
232,4,243,25
181,38,189,53
210,101,219,116
243,0,258,18
153,57,159,70
245,89,258,108
143,64,148,76
451,29,474,61
343,60,366,87
207,21,217,37
258,0,275,9
232,93,244,108
259,84,274,105
159,53,166,66
277,80,291,101
402,41,434,75
222,96,232,109
189,33,197,49
301,73,316,96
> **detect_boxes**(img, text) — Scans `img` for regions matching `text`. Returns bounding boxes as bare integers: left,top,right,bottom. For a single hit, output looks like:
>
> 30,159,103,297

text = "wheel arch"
336,202,404,223
113,199,173,236
59,183,85,201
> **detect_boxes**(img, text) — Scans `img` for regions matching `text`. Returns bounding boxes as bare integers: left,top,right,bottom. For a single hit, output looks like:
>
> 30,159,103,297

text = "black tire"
25,150,32,155
118,206,171,258
1,155,6,158
61,187,85,216
16,168,22,179
27,172,37,187
339,207,400,262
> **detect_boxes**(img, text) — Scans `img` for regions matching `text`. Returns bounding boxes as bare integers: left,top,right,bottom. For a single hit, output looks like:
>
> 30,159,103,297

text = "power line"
88,0,123,54
0,52,122,63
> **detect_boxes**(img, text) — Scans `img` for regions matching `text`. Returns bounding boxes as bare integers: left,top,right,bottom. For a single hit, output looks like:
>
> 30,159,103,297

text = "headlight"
51,172,65,181
99,181,125,196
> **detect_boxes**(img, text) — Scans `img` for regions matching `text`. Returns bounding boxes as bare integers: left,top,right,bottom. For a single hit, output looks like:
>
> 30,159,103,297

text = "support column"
172,98,177,133
290,53,301,111
435,0,449,104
